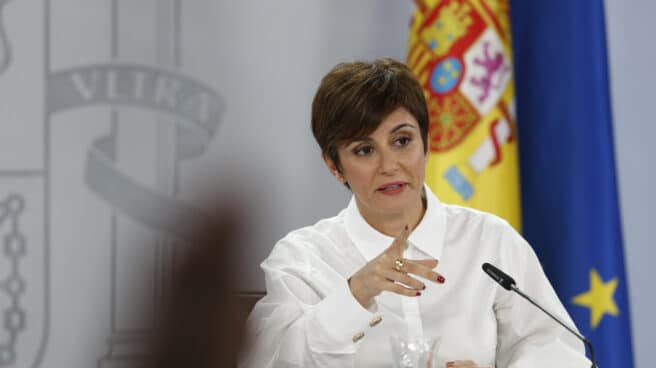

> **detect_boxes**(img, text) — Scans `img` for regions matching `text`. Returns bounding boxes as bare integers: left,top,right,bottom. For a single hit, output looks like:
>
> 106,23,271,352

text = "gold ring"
394,258,405,272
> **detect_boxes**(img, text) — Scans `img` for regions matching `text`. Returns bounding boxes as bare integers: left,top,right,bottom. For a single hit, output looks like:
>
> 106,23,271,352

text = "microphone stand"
511,285,597,368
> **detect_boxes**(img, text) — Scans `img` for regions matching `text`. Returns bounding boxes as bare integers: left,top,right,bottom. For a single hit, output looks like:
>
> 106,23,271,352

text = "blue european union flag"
511,1,634,367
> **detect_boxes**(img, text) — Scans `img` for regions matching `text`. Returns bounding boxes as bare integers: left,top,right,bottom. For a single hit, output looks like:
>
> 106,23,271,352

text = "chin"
373,197,414,214
377,186,422,207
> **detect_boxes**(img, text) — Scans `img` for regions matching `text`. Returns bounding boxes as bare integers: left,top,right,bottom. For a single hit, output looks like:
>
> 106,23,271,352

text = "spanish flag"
407,0,520,230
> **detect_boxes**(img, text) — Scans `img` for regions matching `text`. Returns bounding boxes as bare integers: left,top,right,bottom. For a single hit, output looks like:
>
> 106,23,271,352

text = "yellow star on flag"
572,268,619,329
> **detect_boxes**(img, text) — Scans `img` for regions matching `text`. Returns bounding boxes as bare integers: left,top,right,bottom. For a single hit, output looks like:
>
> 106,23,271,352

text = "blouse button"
369,315,382,327
352,331,365,343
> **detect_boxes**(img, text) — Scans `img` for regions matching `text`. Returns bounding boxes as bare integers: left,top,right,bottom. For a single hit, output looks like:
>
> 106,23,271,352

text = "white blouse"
240,186,591,367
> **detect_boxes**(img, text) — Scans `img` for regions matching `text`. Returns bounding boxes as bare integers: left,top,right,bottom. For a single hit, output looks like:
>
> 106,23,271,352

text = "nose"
378,149,400,175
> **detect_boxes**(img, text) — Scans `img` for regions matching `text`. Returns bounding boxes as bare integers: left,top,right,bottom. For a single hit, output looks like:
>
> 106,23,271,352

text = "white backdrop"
0,1,651,367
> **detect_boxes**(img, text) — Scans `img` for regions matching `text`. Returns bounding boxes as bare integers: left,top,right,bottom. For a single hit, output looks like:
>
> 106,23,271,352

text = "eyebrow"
347,123,415,146
390,123,415,134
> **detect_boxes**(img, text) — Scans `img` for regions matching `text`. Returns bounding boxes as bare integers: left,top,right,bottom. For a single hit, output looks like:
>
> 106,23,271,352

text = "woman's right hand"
348,225,445,308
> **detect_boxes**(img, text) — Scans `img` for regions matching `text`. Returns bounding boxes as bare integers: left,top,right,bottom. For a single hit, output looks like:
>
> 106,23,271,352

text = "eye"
353,145,374,156
394,136,411,147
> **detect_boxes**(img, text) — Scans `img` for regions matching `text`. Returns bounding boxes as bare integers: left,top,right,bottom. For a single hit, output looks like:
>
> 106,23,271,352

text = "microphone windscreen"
482,262,516,290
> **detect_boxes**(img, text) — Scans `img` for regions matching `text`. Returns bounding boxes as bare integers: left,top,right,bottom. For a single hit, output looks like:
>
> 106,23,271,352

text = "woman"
240,59,590,367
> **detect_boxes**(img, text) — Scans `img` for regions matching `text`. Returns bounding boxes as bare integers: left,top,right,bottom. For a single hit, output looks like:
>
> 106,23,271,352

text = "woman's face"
325,107,427,221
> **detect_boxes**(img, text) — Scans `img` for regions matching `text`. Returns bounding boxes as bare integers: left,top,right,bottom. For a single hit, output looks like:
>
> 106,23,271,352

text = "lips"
377,182,407,194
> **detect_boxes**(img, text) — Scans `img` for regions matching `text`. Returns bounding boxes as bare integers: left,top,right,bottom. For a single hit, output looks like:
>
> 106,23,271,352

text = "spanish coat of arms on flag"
408,0,520,229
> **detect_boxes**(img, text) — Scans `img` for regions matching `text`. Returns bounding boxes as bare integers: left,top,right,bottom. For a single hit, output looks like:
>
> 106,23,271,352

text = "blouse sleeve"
238,237,378,368
493,225,592,368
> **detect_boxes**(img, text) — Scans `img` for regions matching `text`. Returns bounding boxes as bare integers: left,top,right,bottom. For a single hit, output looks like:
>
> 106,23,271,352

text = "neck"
356,192,427,237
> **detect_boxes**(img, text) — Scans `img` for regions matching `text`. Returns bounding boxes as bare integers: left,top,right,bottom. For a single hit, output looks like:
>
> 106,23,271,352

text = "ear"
322,154,345,183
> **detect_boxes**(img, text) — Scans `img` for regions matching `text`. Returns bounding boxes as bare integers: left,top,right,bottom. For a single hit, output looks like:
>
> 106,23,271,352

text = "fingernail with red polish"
437,275,445,283
416,291,421,296
404,224,409,231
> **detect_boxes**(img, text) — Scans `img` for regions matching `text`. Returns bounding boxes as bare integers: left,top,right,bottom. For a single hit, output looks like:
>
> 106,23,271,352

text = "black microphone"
481,262,598,368
482,262,516,290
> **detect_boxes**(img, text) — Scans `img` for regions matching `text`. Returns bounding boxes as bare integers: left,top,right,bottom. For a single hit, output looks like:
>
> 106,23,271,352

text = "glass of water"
390,335,441,368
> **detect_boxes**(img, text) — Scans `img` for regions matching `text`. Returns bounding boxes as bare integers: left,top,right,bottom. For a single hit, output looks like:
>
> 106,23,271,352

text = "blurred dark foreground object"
139,210,254,368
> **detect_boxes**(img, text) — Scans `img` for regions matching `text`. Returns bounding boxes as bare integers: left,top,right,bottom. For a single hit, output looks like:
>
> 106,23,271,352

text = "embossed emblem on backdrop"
0,0,48,367
0,1,223,367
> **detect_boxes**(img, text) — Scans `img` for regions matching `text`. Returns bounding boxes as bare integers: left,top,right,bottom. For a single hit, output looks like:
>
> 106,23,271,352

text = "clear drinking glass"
390,336,441,368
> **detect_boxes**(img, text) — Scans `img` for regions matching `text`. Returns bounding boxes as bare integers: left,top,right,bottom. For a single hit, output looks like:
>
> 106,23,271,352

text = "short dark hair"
311,58,429,171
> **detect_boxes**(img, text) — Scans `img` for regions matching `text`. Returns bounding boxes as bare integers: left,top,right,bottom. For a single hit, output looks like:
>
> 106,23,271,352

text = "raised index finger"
387,224,410,258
